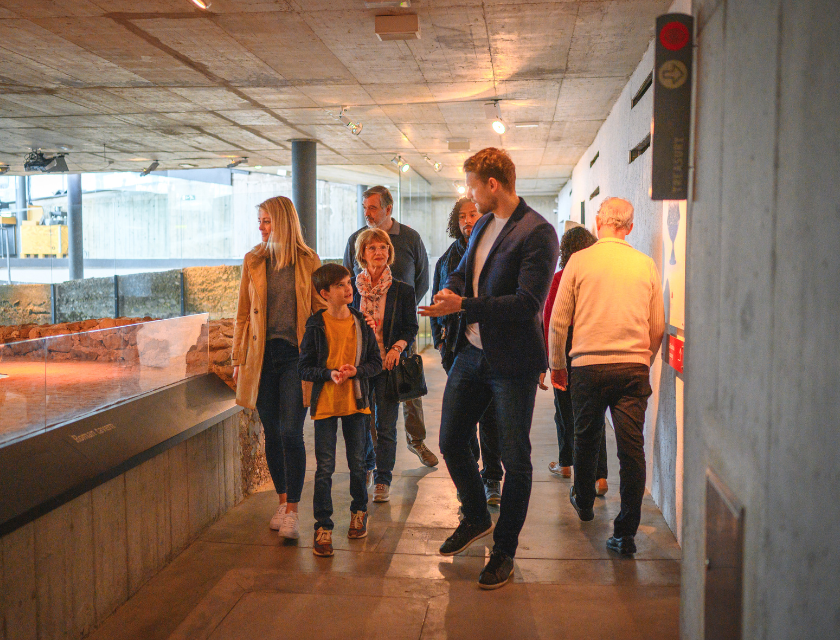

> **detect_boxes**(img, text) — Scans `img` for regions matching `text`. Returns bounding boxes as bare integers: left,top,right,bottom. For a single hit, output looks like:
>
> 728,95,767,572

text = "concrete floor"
86,351,681,640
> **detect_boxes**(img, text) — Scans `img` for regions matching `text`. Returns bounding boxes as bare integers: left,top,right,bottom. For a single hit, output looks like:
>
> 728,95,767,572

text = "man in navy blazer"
420,147,559,589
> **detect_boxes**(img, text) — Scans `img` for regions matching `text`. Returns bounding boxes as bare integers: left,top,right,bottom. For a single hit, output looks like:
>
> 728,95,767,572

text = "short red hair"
463,147,516,191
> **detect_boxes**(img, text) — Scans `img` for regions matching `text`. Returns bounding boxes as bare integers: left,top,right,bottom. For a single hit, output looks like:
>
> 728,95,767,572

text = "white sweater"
548,238,665,370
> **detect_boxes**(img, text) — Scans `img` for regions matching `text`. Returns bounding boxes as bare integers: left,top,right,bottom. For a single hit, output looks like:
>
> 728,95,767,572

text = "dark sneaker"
569,486,594,521
606,535,636,555
348,510,368,539
407,442,439,467
439,519,494,556
478,550,514,590
484,479,502,506
313,527,334,557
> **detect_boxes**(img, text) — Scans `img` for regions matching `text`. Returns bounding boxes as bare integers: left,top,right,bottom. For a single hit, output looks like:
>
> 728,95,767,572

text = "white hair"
597,197,634,231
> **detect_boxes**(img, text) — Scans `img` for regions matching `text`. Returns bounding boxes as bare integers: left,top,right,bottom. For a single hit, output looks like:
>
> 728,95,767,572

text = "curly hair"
559,226,597,269
447,197,473,240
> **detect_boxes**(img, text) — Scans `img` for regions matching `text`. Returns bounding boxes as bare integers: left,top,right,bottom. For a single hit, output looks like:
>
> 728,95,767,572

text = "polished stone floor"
86,351,681,640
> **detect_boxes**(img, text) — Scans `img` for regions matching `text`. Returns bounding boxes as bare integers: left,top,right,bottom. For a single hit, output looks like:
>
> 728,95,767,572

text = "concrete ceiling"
0,0,671,195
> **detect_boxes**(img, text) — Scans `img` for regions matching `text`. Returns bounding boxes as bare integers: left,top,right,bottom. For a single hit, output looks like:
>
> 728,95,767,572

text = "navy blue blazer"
444,198,559,376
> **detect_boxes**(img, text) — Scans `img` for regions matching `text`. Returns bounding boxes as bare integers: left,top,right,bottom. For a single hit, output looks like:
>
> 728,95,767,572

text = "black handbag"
383,286,427,402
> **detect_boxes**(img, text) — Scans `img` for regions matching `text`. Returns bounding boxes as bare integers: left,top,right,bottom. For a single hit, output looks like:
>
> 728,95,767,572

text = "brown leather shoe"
548,462,572,478
407,442,439,467
596,478,608,496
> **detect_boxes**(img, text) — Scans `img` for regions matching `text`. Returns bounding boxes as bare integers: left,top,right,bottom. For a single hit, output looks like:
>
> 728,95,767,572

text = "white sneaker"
269,503,287,531
278,510,300,539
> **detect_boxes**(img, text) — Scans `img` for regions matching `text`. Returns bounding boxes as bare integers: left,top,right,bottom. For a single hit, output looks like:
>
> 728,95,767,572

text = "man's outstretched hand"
418,289,462,317
550,368,568,391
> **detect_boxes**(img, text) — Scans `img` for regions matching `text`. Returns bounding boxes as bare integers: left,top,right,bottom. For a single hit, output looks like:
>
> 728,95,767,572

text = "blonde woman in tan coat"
232,196,325,540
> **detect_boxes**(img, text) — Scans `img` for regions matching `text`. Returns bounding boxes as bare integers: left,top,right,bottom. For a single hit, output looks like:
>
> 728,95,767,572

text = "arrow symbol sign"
658,60,688,89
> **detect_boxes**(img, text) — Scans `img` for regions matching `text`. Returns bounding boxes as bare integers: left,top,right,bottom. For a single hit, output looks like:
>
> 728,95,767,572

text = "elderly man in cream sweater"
548,197,664,556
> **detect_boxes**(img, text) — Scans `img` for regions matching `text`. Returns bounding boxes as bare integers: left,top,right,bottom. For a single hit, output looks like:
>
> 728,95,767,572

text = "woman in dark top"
351,228,418,504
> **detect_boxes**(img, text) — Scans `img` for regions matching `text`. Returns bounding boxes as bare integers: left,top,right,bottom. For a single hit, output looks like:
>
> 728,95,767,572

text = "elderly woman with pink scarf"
351,228,419,504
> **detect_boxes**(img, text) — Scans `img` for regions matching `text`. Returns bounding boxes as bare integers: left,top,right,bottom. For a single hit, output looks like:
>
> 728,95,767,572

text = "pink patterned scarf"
356,266,392,325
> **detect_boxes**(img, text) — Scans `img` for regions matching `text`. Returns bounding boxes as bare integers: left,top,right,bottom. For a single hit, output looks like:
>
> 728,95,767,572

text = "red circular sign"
660,21,690,51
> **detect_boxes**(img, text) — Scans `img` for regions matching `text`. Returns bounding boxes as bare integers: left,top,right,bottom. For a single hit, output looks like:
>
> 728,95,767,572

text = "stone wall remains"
0,283,52,326
184,265,241,320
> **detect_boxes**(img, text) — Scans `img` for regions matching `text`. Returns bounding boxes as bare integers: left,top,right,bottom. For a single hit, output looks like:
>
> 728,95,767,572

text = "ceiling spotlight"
484,100,506,135
392,156,410,173
338,108,363,135
424,156,443,172
226,157,247,169
139,160,159,176
0,164,9,175
454,181,466,195
190,0,210,9
23,150,68,173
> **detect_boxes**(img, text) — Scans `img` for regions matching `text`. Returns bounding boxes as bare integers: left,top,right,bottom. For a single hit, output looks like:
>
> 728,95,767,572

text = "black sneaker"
569,486,594,521
606,535,637,555
439,519,494,556
478,550,514,589
484,479,502,506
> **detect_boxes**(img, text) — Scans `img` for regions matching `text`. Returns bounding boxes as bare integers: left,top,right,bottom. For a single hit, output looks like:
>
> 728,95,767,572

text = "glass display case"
0,313,209,446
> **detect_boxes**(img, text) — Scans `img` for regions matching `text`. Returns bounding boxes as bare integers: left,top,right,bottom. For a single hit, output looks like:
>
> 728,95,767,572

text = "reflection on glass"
0,338,46,446
43,314,209,429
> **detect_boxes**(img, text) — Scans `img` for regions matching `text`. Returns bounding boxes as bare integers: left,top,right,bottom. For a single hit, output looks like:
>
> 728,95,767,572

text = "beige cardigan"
231,247,326,409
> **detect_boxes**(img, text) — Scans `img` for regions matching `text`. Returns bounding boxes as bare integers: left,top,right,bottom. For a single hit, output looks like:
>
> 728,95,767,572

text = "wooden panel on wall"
2,522,37,640
91,476,128,623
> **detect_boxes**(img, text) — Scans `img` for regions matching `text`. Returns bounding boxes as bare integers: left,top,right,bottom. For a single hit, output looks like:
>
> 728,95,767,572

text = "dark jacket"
445,197,560,376
351,277,419,356
431,238,467,370
343,220,429,304
298,307,382,414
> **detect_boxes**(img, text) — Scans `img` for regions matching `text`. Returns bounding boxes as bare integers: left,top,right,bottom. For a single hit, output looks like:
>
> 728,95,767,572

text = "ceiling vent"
448,139,470,152
375,14,420,41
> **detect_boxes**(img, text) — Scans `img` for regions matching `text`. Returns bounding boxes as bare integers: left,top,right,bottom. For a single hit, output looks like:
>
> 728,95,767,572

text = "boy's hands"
330,364,357,384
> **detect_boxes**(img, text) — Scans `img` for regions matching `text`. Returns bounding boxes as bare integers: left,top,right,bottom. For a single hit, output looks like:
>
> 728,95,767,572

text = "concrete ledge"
0,412,244,640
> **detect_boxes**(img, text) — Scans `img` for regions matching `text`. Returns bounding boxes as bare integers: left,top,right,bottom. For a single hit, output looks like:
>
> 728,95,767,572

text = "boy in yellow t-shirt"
299,264,382,557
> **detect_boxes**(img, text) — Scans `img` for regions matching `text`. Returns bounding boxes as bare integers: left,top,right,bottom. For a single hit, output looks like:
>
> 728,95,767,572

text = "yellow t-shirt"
312,312,372,420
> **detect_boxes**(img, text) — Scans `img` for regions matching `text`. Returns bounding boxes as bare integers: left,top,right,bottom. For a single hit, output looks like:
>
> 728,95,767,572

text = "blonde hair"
355,228,395,269
256,196,315,268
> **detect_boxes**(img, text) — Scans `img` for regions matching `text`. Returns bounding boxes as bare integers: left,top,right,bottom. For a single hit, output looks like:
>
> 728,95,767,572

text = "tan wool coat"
231,247,326,410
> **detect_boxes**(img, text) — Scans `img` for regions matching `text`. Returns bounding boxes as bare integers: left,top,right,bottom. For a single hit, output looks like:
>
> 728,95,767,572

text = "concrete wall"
681,0,840,636
0,413,243,640
558,0,689,542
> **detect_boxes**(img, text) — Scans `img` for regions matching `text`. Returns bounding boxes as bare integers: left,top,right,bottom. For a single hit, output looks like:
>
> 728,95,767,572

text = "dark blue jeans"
313,412,368,531
439,344,539,557
255,339,308,502
570,363,652,538
554,386,607,479
364,371,400,485
467,398,504,482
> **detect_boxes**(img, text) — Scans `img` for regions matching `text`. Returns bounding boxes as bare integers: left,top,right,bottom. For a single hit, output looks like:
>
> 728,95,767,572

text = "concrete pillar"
291,140,317,249
15,176,27,255
67,174,83,280
357,184,368,229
